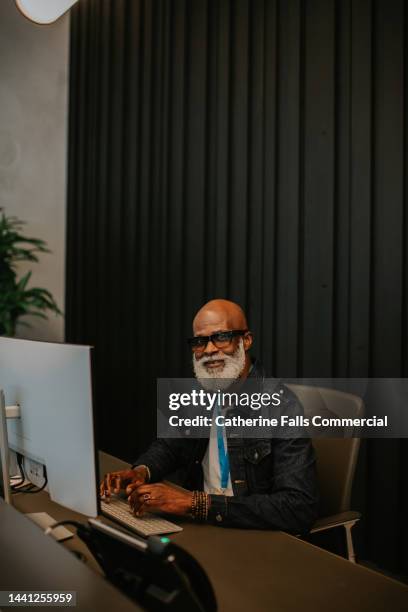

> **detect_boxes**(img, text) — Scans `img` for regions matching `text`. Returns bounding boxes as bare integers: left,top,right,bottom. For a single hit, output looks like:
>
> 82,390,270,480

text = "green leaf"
0,210,62,335
16,271,32,291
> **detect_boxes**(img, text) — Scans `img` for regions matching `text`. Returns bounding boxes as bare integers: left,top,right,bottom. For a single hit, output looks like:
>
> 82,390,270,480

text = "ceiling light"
16,0,79,25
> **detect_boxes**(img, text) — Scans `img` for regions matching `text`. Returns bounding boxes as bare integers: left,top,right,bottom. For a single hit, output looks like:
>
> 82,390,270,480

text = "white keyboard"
101,498,183,537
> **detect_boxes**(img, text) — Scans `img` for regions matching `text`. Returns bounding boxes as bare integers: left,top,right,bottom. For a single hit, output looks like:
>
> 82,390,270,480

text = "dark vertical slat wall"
302,0,336,377
67,0,408,572
349,0,372,377
334,0,351,377
367,0,406,570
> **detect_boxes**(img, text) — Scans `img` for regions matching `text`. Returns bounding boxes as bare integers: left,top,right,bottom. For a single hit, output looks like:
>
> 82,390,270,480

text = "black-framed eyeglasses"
187,329,248,353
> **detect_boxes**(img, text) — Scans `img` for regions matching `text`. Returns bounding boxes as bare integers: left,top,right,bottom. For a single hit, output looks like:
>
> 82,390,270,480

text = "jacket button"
254,451,259,460
216,514,223,522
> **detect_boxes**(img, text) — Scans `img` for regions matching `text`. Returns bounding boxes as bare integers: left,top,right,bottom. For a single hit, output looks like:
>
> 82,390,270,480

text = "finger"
103,473,113,498
128,492,135,510
138,492,153,504
113,475,122,494
125,480,144,495
128,490,141,511
130,492,152,515
134,500,147,516
136,484,156,494
137,498,162,516
100,479,110,499
135,492,161,510
134,497,156,516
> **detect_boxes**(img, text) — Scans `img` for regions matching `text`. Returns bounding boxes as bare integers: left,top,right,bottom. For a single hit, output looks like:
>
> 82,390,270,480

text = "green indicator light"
160,537,170,543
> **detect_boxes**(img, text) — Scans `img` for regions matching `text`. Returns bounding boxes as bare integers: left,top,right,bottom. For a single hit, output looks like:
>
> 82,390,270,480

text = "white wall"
0,0,69,341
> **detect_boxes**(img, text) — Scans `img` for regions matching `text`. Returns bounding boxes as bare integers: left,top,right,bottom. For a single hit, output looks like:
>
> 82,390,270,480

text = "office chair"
287,384,364,563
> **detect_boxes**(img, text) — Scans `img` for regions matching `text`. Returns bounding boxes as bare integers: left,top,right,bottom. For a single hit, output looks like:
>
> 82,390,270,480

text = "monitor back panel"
0,337,97,516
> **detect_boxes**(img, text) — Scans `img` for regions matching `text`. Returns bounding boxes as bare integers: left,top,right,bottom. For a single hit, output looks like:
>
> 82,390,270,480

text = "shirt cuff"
131,464,151,482
208,494,228,525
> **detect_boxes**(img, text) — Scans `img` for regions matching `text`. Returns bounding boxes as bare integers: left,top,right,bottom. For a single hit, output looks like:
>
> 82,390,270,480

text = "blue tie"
215,402,230,489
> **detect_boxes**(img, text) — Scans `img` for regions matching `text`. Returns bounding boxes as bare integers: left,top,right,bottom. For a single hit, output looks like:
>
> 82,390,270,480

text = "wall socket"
25,457,47,489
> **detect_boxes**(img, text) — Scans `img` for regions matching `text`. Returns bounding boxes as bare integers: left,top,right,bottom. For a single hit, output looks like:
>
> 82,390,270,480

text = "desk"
8,453,408,612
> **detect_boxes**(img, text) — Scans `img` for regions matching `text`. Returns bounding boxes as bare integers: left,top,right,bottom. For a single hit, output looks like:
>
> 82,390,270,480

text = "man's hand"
100,466,149,502
128,482,193,517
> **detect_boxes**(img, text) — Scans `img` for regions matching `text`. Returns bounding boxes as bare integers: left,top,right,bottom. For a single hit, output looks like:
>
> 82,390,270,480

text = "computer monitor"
0,337,97,516
0,389,12,503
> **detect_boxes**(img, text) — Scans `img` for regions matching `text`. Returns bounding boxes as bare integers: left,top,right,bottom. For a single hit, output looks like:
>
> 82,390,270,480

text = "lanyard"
215,402,230,489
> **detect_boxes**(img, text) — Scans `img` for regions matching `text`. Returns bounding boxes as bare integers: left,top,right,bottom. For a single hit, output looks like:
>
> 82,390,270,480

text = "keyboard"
100,498,183,537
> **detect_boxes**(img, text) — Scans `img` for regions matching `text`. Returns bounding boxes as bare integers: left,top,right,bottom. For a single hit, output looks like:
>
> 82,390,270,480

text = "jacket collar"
247,357,266,381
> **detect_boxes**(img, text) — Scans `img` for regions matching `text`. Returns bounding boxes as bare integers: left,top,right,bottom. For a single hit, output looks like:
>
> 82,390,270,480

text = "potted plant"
0,209,62,336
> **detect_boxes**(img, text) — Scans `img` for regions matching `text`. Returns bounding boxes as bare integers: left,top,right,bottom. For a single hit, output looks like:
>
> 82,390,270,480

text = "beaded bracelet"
191,490,210,521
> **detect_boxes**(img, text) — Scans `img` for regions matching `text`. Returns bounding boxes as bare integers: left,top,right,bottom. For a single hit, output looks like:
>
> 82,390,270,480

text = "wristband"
134,464,151,482
191,491,210,521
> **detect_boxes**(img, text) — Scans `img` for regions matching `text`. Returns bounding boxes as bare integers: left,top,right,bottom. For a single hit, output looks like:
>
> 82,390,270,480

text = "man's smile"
203,359,225,370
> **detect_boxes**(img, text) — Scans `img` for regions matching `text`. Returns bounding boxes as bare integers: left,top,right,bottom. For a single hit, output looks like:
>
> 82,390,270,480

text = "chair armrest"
310,511,361,533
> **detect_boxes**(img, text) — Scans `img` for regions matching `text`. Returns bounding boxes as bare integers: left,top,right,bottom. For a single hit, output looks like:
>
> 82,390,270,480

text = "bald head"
191,299,253,381
193,299,248,335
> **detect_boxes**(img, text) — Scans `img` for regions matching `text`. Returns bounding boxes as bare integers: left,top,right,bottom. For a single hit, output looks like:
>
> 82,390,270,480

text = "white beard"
192,339,246,391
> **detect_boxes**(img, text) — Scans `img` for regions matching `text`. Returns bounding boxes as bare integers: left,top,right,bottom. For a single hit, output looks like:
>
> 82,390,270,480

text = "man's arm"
129,437,318,532
128,438,196,516
132,438,187,482
130,388,319,531
207,437,319,533
101,439,188,500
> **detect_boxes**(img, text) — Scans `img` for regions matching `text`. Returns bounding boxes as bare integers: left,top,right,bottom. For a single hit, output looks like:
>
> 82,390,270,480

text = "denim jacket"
134,360,319,533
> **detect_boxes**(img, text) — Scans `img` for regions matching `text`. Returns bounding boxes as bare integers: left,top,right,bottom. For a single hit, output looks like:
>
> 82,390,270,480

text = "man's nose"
203,339,218,355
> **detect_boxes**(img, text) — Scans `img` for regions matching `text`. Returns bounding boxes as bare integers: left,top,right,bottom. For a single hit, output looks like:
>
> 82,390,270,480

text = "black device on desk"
75,518,217,612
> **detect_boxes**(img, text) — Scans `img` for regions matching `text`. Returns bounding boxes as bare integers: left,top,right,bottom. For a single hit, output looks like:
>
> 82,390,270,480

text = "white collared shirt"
202,405,234,496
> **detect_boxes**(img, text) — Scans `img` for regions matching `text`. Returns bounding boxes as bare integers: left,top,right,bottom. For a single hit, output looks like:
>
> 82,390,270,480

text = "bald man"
101,299,318,532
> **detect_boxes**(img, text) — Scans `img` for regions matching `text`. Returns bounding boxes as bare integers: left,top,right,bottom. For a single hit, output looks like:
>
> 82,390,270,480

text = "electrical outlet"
25,457,46,489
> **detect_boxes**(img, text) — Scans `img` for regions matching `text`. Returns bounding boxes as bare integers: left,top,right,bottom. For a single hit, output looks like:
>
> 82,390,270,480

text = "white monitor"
0,390,12,503
0,337,97,517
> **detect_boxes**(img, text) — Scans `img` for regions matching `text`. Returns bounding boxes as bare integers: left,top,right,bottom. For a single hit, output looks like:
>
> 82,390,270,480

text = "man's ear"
243,332,253,352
